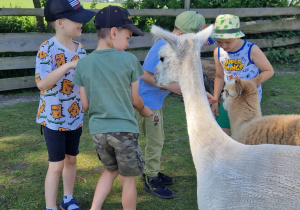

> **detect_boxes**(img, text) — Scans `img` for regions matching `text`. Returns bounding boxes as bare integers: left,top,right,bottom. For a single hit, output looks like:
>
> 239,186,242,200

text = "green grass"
0,0,121,9
260,63,300,115
0,0,34,8
1,64,300,209
0,95,197,209
82,2,122,9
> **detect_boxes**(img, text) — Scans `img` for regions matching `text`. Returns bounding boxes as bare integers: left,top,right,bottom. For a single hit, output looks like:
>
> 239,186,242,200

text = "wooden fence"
0,7,299,91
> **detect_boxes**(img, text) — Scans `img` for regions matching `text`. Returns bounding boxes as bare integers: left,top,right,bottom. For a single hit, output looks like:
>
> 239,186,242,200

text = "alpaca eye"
225,90,229,97
160,57,164,62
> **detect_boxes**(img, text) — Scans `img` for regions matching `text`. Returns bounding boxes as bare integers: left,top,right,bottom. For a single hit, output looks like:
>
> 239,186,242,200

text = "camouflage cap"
212,14,245,39
175,11,206,33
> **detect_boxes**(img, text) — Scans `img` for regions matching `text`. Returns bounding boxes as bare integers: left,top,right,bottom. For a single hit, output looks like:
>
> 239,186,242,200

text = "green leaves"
0,16,37,33
267,47,300,64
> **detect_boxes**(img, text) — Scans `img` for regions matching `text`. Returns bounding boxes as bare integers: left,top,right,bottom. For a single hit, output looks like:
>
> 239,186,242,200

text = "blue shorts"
43,126,82,162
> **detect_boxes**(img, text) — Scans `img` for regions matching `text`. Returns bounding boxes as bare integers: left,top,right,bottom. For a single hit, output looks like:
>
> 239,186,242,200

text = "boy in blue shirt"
136,11,213,199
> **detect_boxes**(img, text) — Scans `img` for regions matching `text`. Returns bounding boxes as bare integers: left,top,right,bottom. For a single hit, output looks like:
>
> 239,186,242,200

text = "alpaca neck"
243,93,262,119
230,94,262,129
178,52,232,154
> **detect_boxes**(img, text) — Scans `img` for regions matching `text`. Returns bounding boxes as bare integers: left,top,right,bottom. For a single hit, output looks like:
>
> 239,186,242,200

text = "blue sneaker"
60,198,82,210
141,172,174,185
143,176,174,199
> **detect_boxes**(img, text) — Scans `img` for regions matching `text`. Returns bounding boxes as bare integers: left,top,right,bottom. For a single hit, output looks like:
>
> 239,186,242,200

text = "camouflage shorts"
91,132,145,177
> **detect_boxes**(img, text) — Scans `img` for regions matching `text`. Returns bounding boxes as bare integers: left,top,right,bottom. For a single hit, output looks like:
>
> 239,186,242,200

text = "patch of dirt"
0,94,39,108
9,162,28,171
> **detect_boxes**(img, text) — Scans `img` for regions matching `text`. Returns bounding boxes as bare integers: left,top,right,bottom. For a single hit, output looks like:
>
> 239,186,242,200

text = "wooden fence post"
184,0,190,10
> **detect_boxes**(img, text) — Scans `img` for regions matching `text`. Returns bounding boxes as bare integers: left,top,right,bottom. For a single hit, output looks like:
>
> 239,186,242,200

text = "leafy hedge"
122,0,297,32
121,0,299,63
0,16,37,33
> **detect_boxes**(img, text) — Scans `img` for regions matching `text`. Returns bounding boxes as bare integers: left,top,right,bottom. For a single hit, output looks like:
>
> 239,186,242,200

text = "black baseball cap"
44,0,96,23
94,5,144,36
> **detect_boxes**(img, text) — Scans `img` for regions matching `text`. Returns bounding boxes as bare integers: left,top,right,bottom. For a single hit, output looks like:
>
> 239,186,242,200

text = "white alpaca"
151,24,300,209
223,77,300,145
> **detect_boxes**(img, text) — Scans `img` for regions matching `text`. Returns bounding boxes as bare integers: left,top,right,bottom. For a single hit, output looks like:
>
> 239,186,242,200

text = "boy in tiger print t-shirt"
36,37,85,131
34,0,95,209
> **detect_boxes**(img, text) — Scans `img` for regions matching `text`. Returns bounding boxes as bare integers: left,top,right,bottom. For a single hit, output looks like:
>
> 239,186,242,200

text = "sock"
63,194,73,203
63,194,79,210
46,207,57,210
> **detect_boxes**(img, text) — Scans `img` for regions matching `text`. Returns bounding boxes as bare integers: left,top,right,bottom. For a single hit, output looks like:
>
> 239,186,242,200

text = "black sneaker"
141,172,174,185
143,176,174,199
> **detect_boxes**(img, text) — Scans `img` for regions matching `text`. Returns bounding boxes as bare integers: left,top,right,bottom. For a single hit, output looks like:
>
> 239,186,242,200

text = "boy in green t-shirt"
72,6,153,210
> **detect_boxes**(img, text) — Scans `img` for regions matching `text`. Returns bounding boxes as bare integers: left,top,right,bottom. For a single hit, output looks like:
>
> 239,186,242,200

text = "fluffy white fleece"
152,24,300,209
223,78,300,145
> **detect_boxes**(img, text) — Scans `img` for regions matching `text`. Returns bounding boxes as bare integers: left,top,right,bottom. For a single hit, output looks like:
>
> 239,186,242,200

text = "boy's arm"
141,70,182,95
79,86,89,110
250,45,274,87
131,80,154,117
36,60,78,91
211,48,225,117
206,91,214,104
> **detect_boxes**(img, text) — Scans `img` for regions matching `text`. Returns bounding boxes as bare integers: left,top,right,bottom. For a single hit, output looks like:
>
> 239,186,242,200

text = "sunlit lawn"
0,95,198,209
0,63,299,209
0,0,121,9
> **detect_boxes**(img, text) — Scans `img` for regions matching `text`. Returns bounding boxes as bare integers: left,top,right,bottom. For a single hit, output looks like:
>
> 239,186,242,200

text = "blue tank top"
218,40,262,100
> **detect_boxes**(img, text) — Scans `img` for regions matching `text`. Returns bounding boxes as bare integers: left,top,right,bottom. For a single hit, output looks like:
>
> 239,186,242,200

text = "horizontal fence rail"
1,18,299,53
1,7,300,18
1,37,299,71
0,8,299,91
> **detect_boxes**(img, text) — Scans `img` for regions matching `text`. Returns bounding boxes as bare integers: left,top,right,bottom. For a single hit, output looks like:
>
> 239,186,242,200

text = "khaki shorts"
92,132,145,177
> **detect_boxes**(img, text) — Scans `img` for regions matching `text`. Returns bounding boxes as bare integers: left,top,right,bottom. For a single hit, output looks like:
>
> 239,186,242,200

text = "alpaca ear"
151,25,179,50
235,78,244,95
196,25,214,45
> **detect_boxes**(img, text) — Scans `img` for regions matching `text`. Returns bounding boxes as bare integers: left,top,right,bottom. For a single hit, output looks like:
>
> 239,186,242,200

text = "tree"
32,0,45,32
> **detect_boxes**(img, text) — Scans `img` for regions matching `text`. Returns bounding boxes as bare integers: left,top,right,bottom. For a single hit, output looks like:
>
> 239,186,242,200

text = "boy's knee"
119,175,136,185
64,154,77,165
49,161,64,174
104,169,119,177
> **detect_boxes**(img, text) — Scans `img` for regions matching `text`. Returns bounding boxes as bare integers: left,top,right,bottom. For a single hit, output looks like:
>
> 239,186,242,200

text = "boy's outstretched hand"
69,59,79,69
207,92,219,118
206,91,214,103
139,105,154,118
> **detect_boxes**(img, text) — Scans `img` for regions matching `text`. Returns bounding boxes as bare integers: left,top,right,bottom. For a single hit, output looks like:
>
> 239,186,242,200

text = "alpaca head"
223,77,258,110
151,24,214,86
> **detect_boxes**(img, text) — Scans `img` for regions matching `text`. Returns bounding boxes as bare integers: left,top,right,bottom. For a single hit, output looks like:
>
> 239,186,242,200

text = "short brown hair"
49,21,56,29
96,27,125,39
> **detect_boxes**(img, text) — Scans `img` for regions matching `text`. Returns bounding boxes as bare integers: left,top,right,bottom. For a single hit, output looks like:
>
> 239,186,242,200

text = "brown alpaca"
223,78,300,145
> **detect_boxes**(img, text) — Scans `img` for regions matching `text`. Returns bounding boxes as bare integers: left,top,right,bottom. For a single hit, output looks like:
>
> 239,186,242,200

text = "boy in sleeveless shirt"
211,14,274,135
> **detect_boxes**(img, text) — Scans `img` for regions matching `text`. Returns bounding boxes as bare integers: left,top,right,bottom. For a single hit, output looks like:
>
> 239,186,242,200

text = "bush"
0,16,37,33
122,0,291,32
122,0,299,63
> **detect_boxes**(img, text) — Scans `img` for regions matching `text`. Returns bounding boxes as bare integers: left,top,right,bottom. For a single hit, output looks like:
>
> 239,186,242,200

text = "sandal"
60,198,82,210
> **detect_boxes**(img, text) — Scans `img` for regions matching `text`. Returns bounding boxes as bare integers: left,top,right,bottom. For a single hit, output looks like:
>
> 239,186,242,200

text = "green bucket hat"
212,14,245,39
175,11,206,33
